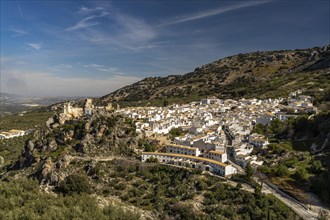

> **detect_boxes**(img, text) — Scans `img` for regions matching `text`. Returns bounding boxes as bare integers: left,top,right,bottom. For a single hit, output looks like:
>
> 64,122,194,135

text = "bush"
309,160,323,174
276,165,289,177
103,205,140,220
146,156,158,163
58,174,91,195
293,168,308,182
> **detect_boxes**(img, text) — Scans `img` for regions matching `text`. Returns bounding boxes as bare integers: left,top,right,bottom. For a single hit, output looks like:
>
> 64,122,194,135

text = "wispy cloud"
65,16,99,31
153,57,169,61
84,63,104,68
83,63,123,74
9,28,29,37
75,12,157,52
27,42,42,50
54,64,72,69
16,0,23,17
159,1,272,26
115,13,156,42
77,6,104,14
65,6,109,31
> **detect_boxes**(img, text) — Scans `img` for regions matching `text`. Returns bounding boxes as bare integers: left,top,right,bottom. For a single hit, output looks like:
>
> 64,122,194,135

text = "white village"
118,90,317,177
1,90,318,178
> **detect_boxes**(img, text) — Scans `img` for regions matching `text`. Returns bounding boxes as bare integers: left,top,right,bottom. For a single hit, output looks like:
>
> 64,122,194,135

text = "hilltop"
101,46,330,108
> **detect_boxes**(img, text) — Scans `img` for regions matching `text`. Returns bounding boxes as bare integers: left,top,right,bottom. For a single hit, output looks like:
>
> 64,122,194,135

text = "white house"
204,150,228,163
0,129,25,139
248,133,269,148
256,112,275,125
166,144,201,157
141,152,236,177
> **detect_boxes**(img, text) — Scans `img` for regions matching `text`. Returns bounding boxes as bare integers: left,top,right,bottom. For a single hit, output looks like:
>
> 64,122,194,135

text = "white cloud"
9,28,29,36
77,6,104,14
83,64,124,74
65,16,99,31
53,64,72,69
153,57,169,60
114,13,156,42
65,6,109,31
74,12,157,52
159,1,272,26
27,42,42,50
84,63,104,68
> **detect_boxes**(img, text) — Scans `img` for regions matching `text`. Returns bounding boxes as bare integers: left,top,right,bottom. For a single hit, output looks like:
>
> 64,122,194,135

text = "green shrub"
276,165,289,177
57,174,91,195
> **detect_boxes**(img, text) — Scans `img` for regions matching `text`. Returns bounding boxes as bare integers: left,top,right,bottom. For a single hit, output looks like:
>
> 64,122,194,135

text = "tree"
146,156,158,163
163,99,169,107
254,184,262,198
245,163,254,180
293,168,308,182
310,160,322,174
276,165,289,177
236,183,242,190
57,174,91,195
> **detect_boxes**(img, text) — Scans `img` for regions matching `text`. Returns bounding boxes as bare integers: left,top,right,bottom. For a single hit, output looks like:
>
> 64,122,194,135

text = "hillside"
101,46,330,107
0,111,301,220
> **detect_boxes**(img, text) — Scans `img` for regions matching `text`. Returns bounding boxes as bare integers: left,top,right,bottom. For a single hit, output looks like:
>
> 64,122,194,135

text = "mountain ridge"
101,45,330,107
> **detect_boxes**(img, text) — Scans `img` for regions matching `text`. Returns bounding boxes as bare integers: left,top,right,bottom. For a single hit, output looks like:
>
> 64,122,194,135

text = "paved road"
261,182,318,220
72,156,325,219
198,169,321,220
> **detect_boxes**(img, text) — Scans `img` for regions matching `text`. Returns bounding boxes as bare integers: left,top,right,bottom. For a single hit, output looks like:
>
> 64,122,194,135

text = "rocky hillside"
0,111,301,219
4,111,143,185
101,46,330,106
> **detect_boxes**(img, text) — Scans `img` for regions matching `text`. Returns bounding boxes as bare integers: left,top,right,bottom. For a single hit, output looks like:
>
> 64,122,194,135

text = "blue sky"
0,0,329,97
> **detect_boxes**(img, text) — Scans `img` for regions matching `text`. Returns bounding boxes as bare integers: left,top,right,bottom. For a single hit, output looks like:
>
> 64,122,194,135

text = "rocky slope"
0,111,301,219
101,46,330,106
4,111,143,186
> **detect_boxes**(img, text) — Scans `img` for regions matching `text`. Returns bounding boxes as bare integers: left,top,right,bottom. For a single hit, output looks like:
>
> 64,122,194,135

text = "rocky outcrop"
38,158,54,183
10,112,142,185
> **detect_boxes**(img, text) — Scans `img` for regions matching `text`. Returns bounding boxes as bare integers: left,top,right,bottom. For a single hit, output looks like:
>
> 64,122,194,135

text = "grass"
0,111,53,170
0,111,53,131
0,135,34,169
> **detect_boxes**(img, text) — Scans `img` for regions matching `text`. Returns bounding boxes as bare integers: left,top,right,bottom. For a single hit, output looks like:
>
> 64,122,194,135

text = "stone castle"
59,99,116,124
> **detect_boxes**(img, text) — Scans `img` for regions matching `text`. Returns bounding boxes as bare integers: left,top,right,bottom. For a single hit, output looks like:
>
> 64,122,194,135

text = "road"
261,181,318,220
71,156,326,219
194,167,323,220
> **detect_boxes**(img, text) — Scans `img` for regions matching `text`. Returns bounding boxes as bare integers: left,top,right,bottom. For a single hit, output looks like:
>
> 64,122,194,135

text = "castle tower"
84,98,94,115
105,103,112,111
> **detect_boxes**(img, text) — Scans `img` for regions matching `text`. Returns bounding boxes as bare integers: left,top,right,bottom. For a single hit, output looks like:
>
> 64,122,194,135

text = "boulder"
97,125,106,137
47,139,58,152
38,158,54,183
26,140,35,152
46,117,54,128
56,154,71,169
85,122,91,132
51,123,59,129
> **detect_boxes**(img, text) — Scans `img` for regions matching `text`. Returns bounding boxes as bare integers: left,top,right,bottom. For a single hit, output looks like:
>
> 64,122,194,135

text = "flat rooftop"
142,152,228,167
